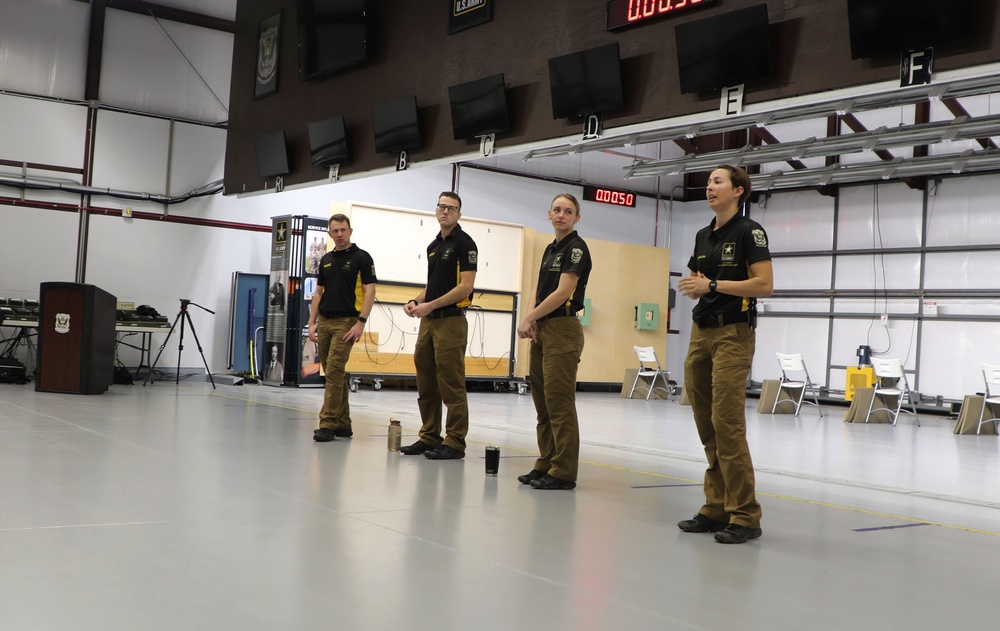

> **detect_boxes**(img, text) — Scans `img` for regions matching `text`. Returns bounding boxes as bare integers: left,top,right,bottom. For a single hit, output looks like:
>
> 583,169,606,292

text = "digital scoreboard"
583,185,637,208
606,0,717,31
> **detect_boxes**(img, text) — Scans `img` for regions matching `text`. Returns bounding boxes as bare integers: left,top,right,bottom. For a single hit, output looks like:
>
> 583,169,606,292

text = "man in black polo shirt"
678,165,773,544
308,213,377,442
516,193,592,490
400,192,478,460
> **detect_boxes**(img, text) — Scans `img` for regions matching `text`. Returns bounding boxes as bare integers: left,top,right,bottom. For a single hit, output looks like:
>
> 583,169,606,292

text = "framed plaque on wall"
448,0,492,34
255,12,281,98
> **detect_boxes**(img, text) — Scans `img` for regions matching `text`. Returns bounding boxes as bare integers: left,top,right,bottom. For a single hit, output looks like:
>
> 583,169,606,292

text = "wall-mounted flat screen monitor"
847,0,978,59
675,4,772,94
255,131,289,178
298,0,368,80
548,43,624,119
372,96,421,154
448,73,511,140
307,116,349,167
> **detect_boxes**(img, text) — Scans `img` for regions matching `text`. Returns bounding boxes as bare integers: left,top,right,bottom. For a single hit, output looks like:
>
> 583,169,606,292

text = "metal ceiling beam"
74,0,236,33
522,70,1000,164
623,113,1000,179
749,127,807,171
749,150,1000,191
941,98,999,150
840,113,895,161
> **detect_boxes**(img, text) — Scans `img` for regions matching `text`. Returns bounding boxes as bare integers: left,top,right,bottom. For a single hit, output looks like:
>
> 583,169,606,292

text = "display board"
342,201,523,292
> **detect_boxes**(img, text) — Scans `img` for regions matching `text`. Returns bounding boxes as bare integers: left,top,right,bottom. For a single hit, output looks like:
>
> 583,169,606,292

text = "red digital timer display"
606,0,717,31
583,185,637,208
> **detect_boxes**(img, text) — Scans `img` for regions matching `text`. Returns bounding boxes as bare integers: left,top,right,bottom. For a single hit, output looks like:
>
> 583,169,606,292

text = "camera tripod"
143,299,216,389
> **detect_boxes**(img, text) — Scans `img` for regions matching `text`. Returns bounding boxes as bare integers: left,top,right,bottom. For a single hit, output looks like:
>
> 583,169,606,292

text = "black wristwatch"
708,280,718,294
357,316,367,323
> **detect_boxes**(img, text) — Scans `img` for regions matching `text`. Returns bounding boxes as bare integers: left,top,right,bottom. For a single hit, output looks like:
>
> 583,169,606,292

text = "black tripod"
143,299,216,389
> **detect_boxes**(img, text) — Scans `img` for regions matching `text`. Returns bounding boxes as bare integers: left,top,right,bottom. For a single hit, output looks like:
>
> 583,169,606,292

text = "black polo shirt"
426,224,478,310
688,213,771,318
316,244,377,316
535,230,592,315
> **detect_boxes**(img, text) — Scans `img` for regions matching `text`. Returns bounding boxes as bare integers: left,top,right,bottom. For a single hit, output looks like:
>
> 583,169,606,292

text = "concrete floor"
0,380,997,630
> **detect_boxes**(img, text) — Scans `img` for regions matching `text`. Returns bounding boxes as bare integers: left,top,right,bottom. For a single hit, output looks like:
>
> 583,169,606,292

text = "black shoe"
424,444,465,460
517,469,547,485
313,428,337,442
714,524,763,544
333,428,353,438
677,514,728,533
529,474,576,490
399,440,433,455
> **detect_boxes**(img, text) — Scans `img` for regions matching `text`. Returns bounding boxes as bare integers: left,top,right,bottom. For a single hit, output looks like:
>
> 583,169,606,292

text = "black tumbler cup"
485,446,500,476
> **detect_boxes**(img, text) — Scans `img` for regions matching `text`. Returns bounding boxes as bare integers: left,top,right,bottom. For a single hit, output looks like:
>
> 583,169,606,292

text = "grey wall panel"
0,0,88,100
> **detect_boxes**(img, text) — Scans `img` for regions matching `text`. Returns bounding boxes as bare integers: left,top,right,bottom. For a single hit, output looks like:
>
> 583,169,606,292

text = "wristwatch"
708,280,718,294
357,316,367,323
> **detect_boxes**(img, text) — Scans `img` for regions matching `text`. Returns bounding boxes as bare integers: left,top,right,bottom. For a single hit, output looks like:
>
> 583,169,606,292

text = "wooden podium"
36,282,117,394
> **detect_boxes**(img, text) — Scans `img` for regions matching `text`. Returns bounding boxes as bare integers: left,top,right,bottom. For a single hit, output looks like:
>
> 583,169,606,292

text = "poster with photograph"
305,227,328,276
262,341,284,383
300,332,323,383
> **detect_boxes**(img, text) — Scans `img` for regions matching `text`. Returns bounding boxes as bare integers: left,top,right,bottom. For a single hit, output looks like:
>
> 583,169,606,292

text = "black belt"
693,311,749,329
426,307,466,320
320,311,360,319
537,307,578,321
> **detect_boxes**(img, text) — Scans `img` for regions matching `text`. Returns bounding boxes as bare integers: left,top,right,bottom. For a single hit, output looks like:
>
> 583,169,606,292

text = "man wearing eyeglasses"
400,192,478,460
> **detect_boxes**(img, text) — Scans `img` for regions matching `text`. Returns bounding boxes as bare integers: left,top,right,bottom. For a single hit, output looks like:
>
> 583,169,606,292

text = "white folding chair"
628,346,673,400
864,358,919,426
976,363,1000,435
772,352,823,417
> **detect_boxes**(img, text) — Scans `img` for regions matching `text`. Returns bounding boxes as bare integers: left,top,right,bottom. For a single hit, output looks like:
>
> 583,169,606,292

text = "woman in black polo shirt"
516,193,592,490
677,165,773,544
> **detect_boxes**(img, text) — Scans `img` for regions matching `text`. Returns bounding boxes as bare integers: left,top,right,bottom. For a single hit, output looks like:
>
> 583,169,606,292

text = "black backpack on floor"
0,357,28,384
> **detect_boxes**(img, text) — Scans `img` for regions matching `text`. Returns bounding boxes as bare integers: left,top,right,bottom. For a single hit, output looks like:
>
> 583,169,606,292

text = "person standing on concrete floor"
677,165,773,544
400,192,478,460
308,213,376,443
516,193,592,490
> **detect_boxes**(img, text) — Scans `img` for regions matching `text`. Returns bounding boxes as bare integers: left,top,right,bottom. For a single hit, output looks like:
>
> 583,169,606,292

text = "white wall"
1,89,668,372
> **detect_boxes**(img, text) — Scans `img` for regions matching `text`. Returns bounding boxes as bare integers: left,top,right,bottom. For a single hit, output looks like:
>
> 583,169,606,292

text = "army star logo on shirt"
722,243,736,262
752,229,768,247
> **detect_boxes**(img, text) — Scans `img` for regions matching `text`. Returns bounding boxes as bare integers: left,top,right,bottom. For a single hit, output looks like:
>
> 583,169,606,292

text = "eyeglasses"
436,203,460,214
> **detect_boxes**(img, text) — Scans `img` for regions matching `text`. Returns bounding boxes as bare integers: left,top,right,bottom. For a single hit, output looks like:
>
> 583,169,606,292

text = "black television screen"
448,73,511,140
548,43,624,119
255,131,289,178
847,0,978,59
307,116,349,167
372,96,421,154
675,4,772,94
298,0,368,80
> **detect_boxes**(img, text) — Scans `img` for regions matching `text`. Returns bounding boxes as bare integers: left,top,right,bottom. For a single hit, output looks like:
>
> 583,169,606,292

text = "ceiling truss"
520,69,1000,192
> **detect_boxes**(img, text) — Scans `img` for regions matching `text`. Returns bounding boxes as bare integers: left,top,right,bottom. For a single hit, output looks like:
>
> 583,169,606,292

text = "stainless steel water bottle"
387,418,402,451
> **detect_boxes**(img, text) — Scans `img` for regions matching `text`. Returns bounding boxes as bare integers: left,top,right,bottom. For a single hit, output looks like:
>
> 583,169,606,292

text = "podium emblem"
54,313,70,334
